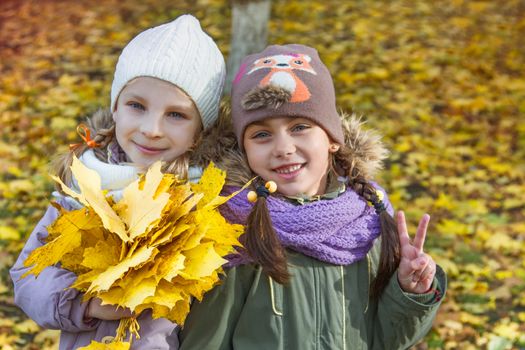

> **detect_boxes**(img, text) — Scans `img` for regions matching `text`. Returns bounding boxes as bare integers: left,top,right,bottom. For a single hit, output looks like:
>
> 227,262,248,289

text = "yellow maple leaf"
166,182,193,208
149,222,191,247
154,173,177,198
157,252,186,282
59,248,86,273
179,242,227,280
168,299,191,325
142,279,187,309
190,161,225,209
116,161,171,240
138,302,170,320
195,209,243,256
172,273,220,301
179,217,207,252
72,270,102,293
169,192,204,225
22,208,92,278
86,246,158,293
24,161,246,341
99,275,157,311
151,225,197,266
49,207,102,238
80,227,108,249
51,156,129,242
81,240,120,270
205,178,255,209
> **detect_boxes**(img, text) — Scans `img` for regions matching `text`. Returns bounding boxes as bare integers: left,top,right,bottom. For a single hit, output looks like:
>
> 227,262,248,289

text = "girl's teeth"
276,165,301,174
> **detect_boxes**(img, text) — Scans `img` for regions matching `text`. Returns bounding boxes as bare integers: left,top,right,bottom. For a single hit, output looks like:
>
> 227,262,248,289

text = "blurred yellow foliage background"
0,0,524,349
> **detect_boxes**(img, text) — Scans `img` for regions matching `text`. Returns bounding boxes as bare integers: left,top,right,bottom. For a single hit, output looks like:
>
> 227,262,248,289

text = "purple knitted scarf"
222,186,390,267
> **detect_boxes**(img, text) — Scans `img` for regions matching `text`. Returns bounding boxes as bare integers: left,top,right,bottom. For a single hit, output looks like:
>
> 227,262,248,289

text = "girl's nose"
140,113,163,138
272,133,296,157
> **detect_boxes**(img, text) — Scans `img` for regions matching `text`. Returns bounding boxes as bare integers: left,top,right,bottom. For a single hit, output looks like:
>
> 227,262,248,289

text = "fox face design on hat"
247,53,317,103
231,44,345,148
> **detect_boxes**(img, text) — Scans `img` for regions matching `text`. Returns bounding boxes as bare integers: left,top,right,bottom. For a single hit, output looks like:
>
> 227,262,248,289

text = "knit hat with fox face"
231,44,344,148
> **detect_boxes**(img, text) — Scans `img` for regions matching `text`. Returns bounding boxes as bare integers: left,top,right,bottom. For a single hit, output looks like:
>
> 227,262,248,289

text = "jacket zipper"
340,265,346,350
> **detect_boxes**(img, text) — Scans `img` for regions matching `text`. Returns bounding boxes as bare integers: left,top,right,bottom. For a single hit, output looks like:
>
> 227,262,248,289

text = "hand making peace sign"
396,210,437,294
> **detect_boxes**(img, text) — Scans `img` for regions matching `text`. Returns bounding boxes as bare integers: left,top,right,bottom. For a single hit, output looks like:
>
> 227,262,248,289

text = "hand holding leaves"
396,211,436,294
85,297,133,321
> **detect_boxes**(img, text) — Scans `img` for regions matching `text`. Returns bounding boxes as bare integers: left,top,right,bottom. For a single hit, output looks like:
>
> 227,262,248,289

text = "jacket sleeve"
368,238,448,350
9,203,100,332
179,265,257,350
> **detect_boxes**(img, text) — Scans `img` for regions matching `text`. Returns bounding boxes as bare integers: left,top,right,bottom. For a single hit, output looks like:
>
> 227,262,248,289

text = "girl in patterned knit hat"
179,44,447,349
11,14,225,349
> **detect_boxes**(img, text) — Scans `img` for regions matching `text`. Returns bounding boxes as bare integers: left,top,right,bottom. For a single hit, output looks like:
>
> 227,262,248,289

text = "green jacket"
179,240,446,350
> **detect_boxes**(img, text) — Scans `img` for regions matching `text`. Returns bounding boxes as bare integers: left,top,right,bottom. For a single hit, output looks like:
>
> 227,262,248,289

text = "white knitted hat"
110,14,226,129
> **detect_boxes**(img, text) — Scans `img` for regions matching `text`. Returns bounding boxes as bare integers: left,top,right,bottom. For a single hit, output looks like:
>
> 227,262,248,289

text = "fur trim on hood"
191,101,252,186
192,102,389,187
339,113,390,182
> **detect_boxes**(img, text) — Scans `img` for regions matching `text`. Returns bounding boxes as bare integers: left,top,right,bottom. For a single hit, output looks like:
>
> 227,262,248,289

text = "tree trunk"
224,0,271,95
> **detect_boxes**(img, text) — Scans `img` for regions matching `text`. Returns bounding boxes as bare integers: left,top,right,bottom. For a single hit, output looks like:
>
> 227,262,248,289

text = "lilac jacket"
10,202,179,349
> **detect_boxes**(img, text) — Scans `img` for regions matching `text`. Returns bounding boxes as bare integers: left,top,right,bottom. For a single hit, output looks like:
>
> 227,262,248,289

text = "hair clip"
69,124,101,150
247,181,277,203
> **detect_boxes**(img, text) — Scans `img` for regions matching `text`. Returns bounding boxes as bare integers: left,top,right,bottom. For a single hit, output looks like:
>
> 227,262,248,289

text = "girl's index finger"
396,210,411,247
413,214,430,252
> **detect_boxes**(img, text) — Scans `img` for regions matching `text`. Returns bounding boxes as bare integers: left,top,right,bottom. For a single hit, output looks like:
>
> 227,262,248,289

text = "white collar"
54,150,203,209
77,149,140,190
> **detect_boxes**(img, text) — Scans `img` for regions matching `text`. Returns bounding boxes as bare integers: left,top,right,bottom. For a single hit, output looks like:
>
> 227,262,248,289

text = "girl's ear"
329,143,340,153
111,100,120,122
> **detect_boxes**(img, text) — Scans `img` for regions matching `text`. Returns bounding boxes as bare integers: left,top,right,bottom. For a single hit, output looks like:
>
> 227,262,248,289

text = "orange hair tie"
69,124,101,150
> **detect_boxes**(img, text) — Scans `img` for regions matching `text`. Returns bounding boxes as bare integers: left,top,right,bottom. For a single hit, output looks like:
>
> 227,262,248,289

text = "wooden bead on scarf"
265,181,277,193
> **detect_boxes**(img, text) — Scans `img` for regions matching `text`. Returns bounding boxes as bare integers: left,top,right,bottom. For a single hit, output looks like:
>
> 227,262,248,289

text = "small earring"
329,144,340,152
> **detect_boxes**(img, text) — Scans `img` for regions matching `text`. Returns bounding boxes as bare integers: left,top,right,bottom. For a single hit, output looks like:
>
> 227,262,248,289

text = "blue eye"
252,131,271,139
167,111,184,119
291,124,309,132
128,102,145,110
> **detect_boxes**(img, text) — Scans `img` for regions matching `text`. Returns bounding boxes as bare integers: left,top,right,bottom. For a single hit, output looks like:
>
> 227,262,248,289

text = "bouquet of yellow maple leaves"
22,157,246,349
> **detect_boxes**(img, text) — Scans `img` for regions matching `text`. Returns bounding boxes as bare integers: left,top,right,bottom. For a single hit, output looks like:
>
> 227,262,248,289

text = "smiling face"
243,117,340,197
112,77,202,168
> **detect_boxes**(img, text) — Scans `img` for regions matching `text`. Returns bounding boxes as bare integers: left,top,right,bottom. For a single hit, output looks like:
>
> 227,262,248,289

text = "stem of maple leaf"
127,240,140,258
120,242,127,261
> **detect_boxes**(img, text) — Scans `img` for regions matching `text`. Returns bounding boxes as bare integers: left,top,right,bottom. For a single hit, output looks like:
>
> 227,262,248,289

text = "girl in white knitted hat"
10,14,225,349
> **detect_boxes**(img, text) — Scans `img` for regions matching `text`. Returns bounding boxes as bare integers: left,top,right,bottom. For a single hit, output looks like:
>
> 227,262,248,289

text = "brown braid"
92,124,116,161
244,181,291,284
334,145,401,299
51,121,117,192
